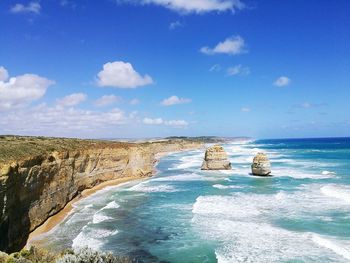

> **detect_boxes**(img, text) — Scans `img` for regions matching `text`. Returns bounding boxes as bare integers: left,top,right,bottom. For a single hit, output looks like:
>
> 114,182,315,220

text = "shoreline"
26,176,145,247
26,149,199,247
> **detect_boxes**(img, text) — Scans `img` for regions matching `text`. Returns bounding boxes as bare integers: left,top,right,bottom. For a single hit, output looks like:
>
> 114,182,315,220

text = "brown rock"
251,153,271,176
201,145,231,170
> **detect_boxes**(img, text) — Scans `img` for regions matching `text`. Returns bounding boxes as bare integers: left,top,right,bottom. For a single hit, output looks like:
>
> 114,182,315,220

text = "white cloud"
0,67,9,81
0,68,54,111
227,64,250,76
142,117,188,127
274,76,291,87
165,119,188,127
95,95,121,107
121,0,245,14
143,117,164,125
57,93,87,107
200,35,246,55
161,95,192,106
209,64,221,72
169,21,183,30
130,98,140,105
0,105,128,136
10,2,41,14
241,107,251,112
295,102,327,109
97,61,153,88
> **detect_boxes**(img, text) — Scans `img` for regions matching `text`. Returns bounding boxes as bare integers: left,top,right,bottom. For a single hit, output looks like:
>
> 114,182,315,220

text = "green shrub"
0,251,9,263
0,247,131,263
56,248,132,263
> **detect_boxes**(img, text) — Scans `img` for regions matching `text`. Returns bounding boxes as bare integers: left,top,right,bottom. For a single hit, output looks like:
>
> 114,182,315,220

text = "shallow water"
37,138,350,262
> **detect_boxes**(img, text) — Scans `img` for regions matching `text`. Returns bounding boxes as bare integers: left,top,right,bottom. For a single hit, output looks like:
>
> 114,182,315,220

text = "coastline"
26,148,199,248
26,176,145,247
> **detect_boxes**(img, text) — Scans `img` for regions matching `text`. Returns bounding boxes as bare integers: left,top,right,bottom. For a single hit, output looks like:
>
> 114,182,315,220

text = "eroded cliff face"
0,140,202,252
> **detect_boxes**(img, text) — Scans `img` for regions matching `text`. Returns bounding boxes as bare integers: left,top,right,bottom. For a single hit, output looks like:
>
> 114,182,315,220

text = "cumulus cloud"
241,107,251,112
0,67,54,111
142,117,188,127
95,95,121,107
0,67,9,81
57,93,87,107
10,2,41,14
274,76,291,87
143,117,164,125
227,64,250,76
200,35,246,55
120,0,245,14
0,105,129,136
97,61,153,88
161,95,192,106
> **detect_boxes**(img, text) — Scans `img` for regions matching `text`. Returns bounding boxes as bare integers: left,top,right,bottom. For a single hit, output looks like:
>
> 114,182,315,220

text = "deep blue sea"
37,138,350,262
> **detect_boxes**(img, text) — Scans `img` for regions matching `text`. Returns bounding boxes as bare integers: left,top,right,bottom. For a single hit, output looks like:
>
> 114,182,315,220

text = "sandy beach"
26,176,145,247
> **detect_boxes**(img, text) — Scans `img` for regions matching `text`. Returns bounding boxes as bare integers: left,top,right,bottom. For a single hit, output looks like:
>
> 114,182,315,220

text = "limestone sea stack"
201,145,231,170
251,152,271,176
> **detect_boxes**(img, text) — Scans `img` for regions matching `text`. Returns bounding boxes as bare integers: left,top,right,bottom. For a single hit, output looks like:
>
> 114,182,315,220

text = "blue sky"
0,0,349,139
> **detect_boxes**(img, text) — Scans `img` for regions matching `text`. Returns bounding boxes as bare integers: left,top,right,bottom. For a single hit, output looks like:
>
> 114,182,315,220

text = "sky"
0,0,349,139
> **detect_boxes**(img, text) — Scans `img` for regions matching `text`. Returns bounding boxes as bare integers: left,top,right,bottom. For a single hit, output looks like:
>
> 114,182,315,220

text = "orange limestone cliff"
0,138,202,253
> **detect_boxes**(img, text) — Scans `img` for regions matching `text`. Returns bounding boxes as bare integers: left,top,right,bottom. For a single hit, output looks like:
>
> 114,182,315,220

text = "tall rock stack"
201,145,231,170
251,153,271,176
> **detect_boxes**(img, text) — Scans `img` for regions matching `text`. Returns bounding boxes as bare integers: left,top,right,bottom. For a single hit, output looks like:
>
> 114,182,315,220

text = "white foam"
192,191,350,262
192,195,261,218
321,185,350,203
92,213,113,224
272,167,336,179
274,191,287,200
226,145,262,156
151,173,202,182
322,170,336,175
174,154,203,169
312,234,350,260
231,156,254,163
212,184,243,190
128,181,178,193
102,201,120,210
175,161,201,170
72,226,118,250
218,170,234,175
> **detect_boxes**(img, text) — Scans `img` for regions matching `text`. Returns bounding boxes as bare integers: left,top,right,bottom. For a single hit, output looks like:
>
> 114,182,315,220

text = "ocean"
36,138,350,262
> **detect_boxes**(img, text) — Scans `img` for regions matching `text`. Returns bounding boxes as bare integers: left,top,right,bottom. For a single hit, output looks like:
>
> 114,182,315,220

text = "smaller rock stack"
251,153,271,176
201,145,231,170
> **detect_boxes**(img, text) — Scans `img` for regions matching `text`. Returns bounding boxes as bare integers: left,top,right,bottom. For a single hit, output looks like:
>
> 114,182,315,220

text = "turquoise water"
38,138,350,262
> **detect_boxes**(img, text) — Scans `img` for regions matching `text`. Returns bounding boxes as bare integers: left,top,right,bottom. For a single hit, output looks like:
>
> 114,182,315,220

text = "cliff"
0,136,203,253
201,145,231,170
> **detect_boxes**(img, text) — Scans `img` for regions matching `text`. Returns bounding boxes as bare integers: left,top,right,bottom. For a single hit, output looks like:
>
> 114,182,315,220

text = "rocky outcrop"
0,139,202,253
251,153,271,176
201,145,231,170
